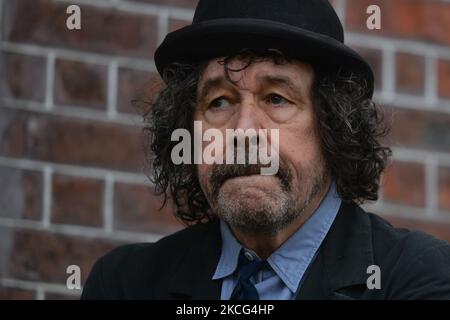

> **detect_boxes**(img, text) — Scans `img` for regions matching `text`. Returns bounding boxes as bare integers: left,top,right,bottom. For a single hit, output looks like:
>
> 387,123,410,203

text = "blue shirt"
212,182,341,300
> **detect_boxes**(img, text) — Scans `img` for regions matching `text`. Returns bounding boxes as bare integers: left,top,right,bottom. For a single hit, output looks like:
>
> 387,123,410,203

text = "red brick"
381,214,450,243
0,110,28,158
0,109,145,172
54,59,107,110
169,18,191,32
0,51,46,102
351,46,382,91
396,53,425,95
114,182,183,234
0,226,123,284
4,0,158,59
382,107,450,153
439,167,450,211
0,167,42,221
130,0,198,9
346,0,450,46
0,287,35,300
438,59,450,99
383,161,425,207
51,175,104,227
117,68,161,114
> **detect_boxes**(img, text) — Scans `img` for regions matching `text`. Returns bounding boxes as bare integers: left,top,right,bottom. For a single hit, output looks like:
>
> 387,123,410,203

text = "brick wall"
0,0,449,299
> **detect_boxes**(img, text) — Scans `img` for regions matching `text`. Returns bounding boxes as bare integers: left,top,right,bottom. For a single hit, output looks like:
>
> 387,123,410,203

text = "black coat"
81,201,450,299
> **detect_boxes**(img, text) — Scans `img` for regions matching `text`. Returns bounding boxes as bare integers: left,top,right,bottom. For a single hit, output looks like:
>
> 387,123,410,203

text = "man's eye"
209,97,230,109
266,94,288,106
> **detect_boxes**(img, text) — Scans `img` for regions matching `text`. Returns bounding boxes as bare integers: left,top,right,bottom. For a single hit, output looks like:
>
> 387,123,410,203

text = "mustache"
210,161,292,201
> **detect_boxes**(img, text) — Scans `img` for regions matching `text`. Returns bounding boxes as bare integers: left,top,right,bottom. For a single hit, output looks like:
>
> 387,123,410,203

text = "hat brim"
155,18,374,98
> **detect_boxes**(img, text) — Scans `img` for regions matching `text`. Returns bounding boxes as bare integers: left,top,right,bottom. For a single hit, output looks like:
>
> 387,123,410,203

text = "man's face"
194,57,330,235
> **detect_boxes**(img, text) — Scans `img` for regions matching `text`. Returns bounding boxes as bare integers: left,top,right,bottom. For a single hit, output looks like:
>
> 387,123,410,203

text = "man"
81,0,450,299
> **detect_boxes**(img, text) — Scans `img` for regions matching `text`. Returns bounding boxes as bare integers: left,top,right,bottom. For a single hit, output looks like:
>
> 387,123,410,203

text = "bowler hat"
154,0,374,98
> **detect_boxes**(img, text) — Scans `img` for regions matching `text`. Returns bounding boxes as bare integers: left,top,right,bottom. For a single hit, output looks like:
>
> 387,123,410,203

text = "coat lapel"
296,201,374,300
167,219,223,299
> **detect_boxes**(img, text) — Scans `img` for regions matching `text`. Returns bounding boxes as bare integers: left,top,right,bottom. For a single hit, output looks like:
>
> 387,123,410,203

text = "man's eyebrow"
197,74,307,103
260,74,309,103
260,75,302,94
197,76,229,103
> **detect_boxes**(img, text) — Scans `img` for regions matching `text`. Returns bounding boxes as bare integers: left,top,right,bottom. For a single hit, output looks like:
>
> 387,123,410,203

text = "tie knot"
230,249,269,300
237,250,268,282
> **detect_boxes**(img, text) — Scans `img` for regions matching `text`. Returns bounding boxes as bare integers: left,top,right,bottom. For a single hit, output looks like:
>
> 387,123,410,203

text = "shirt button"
244,251,254,261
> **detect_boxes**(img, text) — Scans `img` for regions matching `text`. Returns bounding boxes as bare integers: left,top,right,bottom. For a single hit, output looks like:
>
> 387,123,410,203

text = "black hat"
154,0,374,98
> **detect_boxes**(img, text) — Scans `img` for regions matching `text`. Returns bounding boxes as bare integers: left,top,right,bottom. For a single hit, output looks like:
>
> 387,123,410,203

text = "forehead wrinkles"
199,61,284,93
206,58,310,82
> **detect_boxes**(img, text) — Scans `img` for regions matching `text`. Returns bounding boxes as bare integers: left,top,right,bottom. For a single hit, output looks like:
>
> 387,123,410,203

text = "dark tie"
230,250,269,300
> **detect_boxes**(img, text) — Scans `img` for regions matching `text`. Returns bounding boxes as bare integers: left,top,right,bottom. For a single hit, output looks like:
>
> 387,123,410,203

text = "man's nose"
233,98,262,131
228,99,263,163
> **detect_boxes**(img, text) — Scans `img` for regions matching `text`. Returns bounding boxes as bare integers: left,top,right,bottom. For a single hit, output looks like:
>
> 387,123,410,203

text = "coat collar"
167,201,374,300
296,201,374,299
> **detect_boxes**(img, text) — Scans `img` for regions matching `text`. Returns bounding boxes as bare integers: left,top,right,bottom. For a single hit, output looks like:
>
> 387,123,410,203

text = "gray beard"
213,171,326,236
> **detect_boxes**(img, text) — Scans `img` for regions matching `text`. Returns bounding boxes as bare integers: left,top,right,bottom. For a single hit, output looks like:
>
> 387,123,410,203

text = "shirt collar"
212,218,243,280
212,181,342,293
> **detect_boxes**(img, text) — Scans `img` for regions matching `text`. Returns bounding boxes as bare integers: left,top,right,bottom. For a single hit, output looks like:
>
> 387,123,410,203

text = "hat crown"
193,0,344,42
